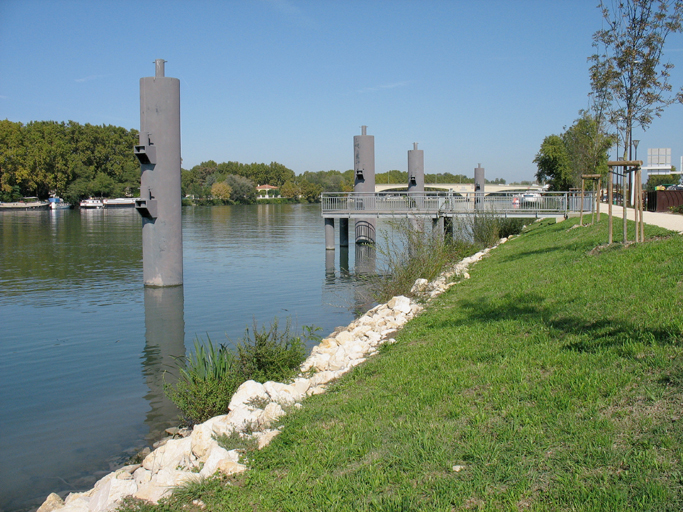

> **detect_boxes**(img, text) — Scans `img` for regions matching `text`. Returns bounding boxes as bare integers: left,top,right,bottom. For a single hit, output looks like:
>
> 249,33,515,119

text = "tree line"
0,119,140,203
1,118,512,205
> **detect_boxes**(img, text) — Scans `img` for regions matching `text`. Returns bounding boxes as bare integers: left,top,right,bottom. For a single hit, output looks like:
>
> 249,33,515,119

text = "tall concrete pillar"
407,143,424,193
324,218,335,250
354,126,376,244
135,59,183,286
474,163,485,210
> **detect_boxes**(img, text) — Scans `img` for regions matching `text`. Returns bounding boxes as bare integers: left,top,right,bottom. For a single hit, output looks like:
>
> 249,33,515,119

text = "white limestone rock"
133,481,169,504
410,278,429,294
258,402,286,428
229,380,268,411
327,346,348,371
291,377,311,397
37,493,64,512
190,414,233,461
387,295,412,314
87,470,138,512
256,429,281,449
226,405,261,433
152,468,199,489
309,370,341,386
134,467,152,487
199,445,240,478
334,330,354,345
301,351,331,372
58,497,90,512
263,381,299,405
142,437,193,475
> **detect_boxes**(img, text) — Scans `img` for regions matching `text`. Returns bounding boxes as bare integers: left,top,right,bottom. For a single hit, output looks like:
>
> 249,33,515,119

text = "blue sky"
2,0,683,182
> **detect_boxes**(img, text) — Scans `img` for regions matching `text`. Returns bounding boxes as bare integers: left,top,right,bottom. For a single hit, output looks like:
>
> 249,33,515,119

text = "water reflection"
142,286,186,439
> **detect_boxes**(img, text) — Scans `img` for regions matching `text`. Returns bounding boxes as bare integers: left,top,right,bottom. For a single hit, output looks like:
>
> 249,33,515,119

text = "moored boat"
49,197,72,210
103,198,137,208
0,197,50,211
79,198,104,209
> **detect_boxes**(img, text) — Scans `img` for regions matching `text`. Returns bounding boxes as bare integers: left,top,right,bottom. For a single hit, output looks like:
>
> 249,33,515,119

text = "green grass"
124,217,683,511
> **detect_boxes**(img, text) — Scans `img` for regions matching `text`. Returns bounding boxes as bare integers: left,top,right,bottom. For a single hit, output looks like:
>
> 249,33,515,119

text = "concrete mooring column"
135,59,183,287
407,142,424,193
324,218,335,250
354,126,376,244
474,163,485,210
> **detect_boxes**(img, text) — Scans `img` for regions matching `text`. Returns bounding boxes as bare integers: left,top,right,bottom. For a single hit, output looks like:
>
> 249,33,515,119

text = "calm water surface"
0,204,377,512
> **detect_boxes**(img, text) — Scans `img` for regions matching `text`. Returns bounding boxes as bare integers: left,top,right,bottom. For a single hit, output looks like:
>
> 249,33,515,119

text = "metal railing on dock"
321,191,593,219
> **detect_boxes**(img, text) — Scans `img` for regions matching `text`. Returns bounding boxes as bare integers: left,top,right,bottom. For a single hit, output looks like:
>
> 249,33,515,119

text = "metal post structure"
135,59,183,287
354,126,376,244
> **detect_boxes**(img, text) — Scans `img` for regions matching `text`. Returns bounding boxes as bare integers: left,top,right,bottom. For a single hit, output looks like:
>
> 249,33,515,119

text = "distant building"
257,184,279,198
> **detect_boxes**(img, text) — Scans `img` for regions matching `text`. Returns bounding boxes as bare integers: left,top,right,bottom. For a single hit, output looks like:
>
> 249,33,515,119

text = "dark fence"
646,190,683,212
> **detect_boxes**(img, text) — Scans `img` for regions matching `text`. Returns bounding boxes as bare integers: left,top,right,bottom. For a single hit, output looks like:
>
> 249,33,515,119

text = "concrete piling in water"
354,126,376,244
325,218,335,250
135,59,183,287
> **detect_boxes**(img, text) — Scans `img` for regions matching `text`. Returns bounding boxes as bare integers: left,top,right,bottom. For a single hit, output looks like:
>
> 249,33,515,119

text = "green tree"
0,120,26,200
534,135,572,191
299,179,323,202
225,174,256,203
211,181,233,200
562,112,614,183
280,180,299,199
590,0,683,160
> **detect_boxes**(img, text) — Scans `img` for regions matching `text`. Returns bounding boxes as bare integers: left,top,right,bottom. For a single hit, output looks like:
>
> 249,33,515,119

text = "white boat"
80,198,104,209
0,197,50,211
49,197,72,210
103,198,137,208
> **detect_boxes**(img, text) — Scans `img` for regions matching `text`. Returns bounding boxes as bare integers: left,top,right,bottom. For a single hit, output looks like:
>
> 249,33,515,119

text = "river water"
0,204,378,512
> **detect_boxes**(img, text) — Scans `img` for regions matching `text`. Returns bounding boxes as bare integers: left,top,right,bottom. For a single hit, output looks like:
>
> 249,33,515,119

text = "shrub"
165,339,243,425
165,320,316,425
236,319,309,384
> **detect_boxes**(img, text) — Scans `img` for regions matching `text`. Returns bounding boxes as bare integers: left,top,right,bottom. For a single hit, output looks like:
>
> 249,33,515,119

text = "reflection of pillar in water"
142,286,186,439
354,126,376,244
325,249,336,283
339,246,350,277
353,243,377,314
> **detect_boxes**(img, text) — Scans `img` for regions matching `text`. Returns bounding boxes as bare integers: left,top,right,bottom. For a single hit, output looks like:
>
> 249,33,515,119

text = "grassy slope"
144,218,683,511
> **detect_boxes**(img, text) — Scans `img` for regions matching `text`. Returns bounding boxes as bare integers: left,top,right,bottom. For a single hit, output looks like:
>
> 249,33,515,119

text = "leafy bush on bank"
165,319,316,424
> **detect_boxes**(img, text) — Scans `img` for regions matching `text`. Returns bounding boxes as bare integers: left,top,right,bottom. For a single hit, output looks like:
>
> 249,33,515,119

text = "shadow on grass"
435,292,682,353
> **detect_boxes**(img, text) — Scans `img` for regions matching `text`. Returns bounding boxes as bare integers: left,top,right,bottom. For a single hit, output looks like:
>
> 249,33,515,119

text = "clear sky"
2,0,683,183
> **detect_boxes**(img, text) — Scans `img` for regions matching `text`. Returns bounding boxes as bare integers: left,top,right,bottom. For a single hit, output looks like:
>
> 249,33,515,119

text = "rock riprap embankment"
37,238,509,512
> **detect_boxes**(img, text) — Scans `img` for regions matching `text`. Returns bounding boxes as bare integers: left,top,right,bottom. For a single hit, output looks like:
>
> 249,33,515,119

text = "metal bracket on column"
134,132,157,166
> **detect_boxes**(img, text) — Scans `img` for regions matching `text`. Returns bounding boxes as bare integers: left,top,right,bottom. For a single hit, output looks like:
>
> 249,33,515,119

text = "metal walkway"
321,191,595,219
